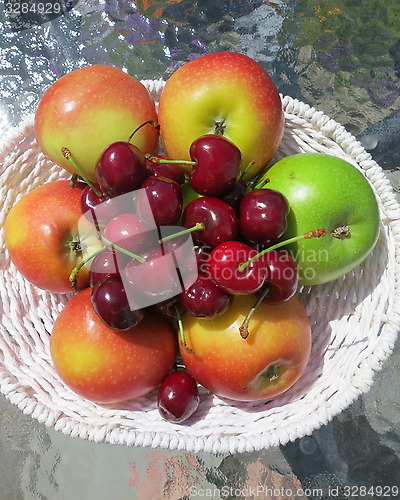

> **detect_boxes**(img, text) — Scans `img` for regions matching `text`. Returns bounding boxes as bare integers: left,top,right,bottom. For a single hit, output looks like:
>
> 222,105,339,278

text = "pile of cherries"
73,130,300,423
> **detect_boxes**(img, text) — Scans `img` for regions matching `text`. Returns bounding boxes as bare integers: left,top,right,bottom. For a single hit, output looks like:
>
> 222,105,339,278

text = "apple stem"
159,223,205,244
69,174,78,188
127,120,160,142
238,228,327,272
239,286,271,339
61,147,103,199
144,153,196,167
239,160,255,180
69,246,106,290
100,235,146,263
174,306,193,354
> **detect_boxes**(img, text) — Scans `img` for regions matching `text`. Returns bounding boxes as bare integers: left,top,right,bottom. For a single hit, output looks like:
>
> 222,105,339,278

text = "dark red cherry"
124,247,181,305
207,240,266,295
89,248,123,287
95,141,147,197
189,134,241,196
80,184,131,226
194,245,211,274
182,197,239,248
157,370,200,423
180,274,232,318
259,249,299,304
136,175,183,226
239,189,289,246
91,275,143,331
145,155,186,184
220,180,248,212
103,213,151,254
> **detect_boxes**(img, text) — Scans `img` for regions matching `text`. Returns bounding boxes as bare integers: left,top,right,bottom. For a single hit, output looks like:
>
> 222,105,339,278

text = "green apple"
263,153,380,286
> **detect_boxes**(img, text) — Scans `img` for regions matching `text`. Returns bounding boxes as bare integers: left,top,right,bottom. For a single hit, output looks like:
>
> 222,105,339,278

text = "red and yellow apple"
35,64,159,183
4,180,101,293
50,288,177,403
158,52,284,180
180,294,311,402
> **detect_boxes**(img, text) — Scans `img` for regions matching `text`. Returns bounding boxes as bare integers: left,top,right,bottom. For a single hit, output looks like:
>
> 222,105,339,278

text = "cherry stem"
175,305,193,354
100,235,146,263
127,120,160,142
238,228,327,272
61,147,103,199
239,286,271,339
159,223,205,244
253,170,272,190
144,153,196,167
239,160,255,180
69,246,106,290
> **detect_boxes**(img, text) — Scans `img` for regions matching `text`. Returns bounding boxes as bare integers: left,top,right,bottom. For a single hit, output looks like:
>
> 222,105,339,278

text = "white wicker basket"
1,80,400,454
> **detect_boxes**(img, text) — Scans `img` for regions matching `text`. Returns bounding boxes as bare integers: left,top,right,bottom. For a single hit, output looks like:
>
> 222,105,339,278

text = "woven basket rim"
1,82,400,454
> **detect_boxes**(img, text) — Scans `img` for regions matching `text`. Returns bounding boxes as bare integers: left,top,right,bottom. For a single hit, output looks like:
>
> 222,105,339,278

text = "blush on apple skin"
180,294,311,403
4,180,94,294
35,64,159,183
158,52,284,180
50,288,178,404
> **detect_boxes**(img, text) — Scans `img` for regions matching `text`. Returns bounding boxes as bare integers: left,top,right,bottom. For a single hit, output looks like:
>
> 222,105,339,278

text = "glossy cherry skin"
136,175,183,226
182,197,239,248
157,370,200,423
95,141,147,197
80,184,129,226
180,274,232,318
207,240,266,295
103,213,150,254
194,245,211,274
124,247,181,304
220,180,248,213
239,188,289,245
189,134,242,196
259,249,299,304
89,248,130,287
145,155,186,184
91,275,144,331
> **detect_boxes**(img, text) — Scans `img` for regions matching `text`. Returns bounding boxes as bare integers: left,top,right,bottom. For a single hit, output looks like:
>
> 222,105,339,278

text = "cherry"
220,180,248,212
124,247,182,305
80,184,127,226
136,175,183,226
239,188,289,245
259,249,299,304
95,141,147,197
157,370,200,423
145,155,186,184
180,274,232,318
189,134,241,196
89,248,128,287
91,275,143,331
182,197,239,248
103,213,152,255
194,245,211,274
207,240,266,295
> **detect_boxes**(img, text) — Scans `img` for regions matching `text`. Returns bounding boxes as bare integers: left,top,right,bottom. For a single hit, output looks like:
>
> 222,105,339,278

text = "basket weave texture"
1,80,400,454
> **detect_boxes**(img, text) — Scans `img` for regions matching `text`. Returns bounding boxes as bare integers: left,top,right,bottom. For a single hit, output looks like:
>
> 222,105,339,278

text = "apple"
179,294,311,402
158,52,284,180
4,180,102,293
35,65,159,183
263,153,380,286
50,288,177,404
